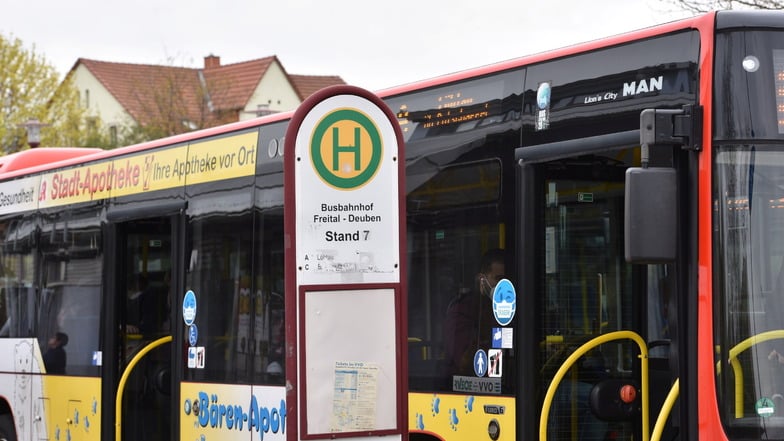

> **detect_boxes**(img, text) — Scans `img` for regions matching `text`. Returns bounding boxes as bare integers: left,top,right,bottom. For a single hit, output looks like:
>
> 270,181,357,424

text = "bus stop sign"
284,85,406,441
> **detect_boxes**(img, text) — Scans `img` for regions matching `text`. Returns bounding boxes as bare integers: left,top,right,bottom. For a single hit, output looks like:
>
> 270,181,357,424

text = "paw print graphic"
448,408,460,430
415,413,425,430
464,396,475,413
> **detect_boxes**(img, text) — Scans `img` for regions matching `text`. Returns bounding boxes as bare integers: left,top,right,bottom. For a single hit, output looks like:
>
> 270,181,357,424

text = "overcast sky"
2,0,691,92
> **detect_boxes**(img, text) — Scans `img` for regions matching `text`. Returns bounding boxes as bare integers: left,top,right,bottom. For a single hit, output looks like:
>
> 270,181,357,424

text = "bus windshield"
713,25,784,439
714,147,784,439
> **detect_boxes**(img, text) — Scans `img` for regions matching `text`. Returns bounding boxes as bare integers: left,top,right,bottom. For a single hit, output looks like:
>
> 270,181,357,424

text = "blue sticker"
188,324,198,346
537,82,551,110
492,279,516,326
473,349,487,377
492,328,503,348
183,290,197,326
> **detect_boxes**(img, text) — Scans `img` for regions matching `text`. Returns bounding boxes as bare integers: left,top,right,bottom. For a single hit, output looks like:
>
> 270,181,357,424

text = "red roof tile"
202,56,276,111
79,59,206,126
289,74,346,100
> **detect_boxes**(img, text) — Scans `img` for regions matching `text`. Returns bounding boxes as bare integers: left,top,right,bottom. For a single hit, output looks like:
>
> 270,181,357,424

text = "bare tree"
665,0,783,13
121,57,234,145
126,65,201,142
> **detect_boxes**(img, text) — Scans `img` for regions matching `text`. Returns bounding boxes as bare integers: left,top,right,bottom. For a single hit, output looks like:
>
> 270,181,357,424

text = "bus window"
252,208,285,385
715,148,784,437
120,219,173,340
116,216,175,441
0,216,37,339
529,151,640,441
252,122,286,385
185,211,253,383
184,170,256,384
386,67,522,399
37,209,102,376
406,156,514,394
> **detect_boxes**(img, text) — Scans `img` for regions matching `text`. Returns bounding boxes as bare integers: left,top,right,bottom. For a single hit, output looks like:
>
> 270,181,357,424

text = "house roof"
289,74,347,101
78,58,204,126
74,56,345,127
202,56,276,112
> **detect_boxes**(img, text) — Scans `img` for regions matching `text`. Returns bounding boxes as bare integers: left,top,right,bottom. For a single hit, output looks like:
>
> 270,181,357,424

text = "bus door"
517,142,675,441
103,211,183,441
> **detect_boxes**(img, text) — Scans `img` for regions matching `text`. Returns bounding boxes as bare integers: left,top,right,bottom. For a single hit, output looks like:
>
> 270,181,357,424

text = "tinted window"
0,216,37,340
714,146,784,440
38,207,103,376
714,30,784,140
385,71,522,394
183,126,285,385
523,30,699,145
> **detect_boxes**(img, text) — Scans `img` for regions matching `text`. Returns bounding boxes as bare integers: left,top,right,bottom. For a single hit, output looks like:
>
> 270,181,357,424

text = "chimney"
204,55,221,69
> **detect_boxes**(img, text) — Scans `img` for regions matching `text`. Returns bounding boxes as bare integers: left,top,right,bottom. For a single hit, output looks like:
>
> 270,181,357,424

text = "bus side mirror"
624,167,676,263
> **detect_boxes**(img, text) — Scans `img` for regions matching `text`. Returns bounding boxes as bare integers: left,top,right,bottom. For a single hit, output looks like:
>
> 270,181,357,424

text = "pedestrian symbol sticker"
474,349,487,377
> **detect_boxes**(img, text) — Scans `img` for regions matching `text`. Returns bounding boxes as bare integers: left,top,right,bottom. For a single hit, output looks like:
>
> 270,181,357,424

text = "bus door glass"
714,147,784,438
115,217,175,441
526,149,648,441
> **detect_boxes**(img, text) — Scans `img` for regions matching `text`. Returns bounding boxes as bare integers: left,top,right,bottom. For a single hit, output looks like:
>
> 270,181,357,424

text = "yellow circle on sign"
310,108,383,190
316,119,375,179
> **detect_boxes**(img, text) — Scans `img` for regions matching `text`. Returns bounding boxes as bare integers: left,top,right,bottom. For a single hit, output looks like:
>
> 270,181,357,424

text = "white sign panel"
0,176,41,215
294,93,400,285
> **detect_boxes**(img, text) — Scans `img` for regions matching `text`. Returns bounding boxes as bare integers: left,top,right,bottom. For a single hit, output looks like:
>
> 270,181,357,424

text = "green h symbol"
332,127,361,171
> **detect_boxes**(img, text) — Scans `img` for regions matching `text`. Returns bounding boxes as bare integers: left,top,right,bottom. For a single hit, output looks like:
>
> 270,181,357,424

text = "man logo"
310,108,383,190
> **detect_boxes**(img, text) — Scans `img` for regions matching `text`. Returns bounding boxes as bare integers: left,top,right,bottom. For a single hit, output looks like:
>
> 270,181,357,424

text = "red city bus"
0,9,780,441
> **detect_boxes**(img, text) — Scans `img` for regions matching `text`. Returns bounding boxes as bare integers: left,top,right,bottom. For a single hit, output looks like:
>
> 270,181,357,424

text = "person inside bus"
443,248,506,376
43,331,68,375
127,273,167,335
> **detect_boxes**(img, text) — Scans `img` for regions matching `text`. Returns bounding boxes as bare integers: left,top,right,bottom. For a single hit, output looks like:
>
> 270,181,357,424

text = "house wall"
71,65,135,127
70,59,307,127
240,61,301,121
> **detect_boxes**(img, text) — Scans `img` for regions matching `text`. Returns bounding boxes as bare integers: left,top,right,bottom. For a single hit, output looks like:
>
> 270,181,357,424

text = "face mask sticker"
492,279,516,326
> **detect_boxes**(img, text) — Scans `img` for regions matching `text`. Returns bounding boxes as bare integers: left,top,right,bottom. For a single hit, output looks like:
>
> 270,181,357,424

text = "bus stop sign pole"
284,85,407,441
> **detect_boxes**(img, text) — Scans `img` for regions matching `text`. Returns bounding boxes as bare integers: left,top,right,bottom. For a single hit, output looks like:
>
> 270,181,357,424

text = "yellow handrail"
650,379,679,441
540,330,649,441
716,329,784,418
650,328,784,440
115,335,173,441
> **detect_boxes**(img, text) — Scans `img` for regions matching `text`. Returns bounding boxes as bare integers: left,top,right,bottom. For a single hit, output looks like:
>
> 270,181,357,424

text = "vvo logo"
452,375,502,394
310,109,383,190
